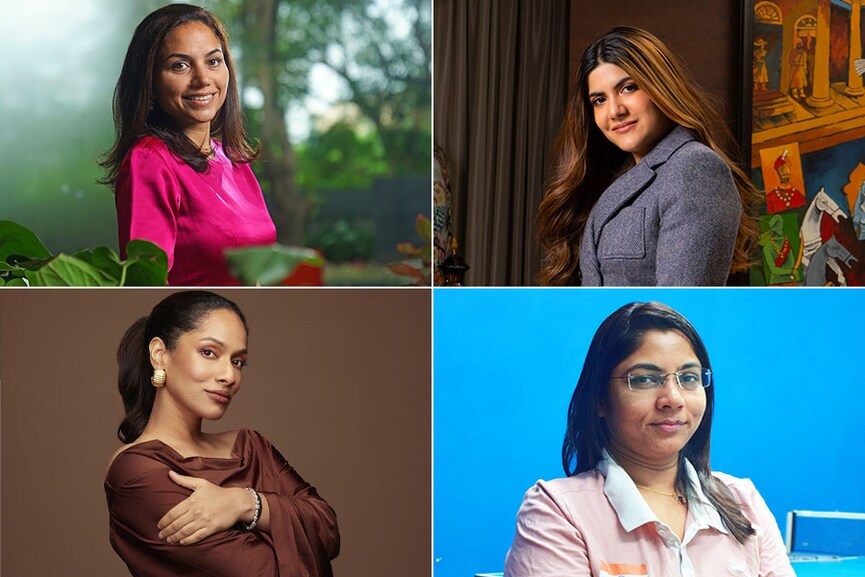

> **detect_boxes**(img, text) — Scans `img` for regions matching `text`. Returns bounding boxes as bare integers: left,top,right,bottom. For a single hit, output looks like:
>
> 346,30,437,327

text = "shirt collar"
599,449,728,535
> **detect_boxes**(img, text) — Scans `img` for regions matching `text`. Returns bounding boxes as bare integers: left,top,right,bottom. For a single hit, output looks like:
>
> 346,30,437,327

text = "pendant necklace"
636,484,688,505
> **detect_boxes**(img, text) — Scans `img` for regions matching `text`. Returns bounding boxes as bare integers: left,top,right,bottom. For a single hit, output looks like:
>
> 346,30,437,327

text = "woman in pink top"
505,302,795,577
101,4,276,285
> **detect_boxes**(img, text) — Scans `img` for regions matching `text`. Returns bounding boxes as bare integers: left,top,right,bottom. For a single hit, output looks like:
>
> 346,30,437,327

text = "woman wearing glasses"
504,302,794,576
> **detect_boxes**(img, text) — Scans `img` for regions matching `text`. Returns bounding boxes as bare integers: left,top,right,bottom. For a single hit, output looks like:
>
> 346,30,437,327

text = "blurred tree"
296,120,388,192
310,0,432,175
213,0,431,246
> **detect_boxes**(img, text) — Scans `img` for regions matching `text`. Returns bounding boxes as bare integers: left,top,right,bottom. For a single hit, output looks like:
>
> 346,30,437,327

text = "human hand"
157,471,250,545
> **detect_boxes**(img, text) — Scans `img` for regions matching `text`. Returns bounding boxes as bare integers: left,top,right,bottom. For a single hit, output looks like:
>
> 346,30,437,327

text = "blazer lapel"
590,161,655,246
590,125,696,246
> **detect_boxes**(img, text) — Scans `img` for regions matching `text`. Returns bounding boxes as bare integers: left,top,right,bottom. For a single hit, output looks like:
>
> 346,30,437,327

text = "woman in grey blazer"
537,27,758,286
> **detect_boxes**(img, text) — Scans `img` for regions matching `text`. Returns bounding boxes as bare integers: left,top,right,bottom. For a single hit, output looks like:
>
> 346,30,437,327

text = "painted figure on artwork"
766,150,806,212
760,214,799,284
804,236,857,286
754,38,769,92
800,187,847,268
854,180,865,241
788,40,808,99
759,143,807,214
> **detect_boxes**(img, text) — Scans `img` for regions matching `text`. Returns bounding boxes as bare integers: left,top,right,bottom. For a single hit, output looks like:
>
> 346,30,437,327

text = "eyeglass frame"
611,367,712,391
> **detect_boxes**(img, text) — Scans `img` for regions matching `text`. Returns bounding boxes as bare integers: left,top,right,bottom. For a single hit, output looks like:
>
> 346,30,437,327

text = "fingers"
159,516,209,545
158,498,191,531
158,508,195,542
177,526,212,546
168,470,204,489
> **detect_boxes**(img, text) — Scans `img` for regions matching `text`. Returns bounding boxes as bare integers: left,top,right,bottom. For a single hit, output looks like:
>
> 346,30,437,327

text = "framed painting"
742,0,865,285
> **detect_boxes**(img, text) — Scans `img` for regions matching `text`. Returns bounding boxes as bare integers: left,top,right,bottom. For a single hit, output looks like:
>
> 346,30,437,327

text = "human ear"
149,337,168,370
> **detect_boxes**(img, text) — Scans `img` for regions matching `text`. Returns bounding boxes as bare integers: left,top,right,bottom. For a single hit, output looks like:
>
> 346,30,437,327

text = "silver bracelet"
241,487,262,531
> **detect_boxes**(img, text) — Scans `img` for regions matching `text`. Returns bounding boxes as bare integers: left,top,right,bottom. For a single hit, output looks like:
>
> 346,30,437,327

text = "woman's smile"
587,62,673,163
154,21,229,142
602,329,707,462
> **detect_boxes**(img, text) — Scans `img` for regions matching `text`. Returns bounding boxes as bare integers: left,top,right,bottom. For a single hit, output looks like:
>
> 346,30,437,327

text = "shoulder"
118,137,174,181
671,140,730,173
711,471,771,521
235,428,279,456
240,428,270,445
518,472,604,520
124,136,173,163
712,471,760,503
104,440,173,490
654,135,732,184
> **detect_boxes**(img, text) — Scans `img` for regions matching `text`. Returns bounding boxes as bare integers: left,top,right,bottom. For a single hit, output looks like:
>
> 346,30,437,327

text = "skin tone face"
154,21,229,151
600,329,707,468
587,62,674,164
151,309,248,428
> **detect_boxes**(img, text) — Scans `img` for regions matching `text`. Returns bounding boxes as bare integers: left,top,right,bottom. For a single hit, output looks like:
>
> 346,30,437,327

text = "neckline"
141,428,245,462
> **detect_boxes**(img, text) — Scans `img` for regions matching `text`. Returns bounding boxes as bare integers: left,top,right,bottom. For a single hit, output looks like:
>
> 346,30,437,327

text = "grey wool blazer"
578,125,741,286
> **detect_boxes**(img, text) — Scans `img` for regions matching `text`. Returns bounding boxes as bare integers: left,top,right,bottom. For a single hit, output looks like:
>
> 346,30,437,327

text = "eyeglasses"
613,368,712,391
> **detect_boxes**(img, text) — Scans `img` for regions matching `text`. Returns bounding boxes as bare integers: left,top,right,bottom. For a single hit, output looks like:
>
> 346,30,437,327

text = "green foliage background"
1,0,430,278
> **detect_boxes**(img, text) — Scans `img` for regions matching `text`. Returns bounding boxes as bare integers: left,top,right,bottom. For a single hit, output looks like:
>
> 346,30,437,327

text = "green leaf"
122,240,169,286
1,277,28,286
0,221,52,263
27,254,118,286
73,246,123,283
225,244,324,286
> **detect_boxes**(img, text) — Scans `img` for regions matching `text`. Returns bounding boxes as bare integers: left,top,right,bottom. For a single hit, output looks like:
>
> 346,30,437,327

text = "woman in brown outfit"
104,290,339,576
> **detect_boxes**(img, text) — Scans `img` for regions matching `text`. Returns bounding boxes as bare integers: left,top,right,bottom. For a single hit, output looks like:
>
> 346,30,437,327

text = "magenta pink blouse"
116,136,277,286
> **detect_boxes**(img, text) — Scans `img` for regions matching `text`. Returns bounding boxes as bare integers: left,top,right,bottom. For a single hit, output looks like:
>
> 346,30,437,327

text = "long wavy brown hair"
537,26,758,285
100,4,258,188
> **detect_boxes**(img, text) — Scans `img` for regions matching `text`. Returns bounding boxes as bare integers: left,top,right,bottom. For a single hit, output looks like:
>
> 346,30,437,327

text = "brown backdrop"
569,0,744,138
0,288,431,577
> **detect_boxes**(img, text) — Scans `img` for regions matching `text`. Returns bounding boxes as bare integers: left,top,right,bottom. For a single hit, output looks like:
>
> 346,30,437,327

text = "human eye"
208,56,223,67
170,60,189,72
628,372,660,390
621,82,639,94
200,348,216,358
590,96,606,107
232,358,247,369
678,370,702,389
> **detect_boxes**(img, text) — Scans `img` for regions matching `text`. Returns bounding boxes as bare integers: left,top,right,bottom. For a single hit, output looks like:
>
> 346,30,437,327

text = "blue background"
433,288,865,577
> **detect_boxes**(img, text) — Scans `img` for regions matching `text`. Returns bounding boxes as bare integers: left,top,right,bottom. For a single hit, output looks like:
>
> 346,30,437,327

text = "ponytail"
116,317,155,442
114,290,248,443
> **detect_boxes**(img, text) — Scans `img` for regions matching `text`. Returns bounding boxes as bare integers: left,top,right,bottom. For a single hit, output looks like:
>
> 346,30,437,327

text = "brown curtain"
434,0,569,285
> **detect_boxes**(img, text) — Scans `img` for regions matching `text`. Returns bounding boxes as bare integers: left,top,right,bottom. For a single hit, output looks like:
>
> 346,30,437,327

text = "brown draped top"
104,429,339,576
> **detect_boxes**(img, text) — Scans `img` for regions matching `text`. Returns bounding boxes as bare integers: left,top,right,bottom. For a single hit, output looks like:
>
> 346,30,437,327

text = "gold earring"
151,369,166,388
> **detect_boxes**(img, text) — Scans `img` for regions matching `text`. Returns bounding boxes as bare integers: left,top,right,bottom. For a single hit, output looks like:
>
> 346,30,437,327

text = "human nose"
656,375,685,408
216,359,237,386
608,93,627,119
189,63,211,87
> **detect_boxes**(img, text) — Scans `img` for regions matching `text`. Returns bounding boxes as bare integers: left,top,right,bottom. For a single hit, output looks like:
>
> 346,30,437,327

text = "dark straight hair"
562,301,756,544
116,290,248,443
100,3,258,187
